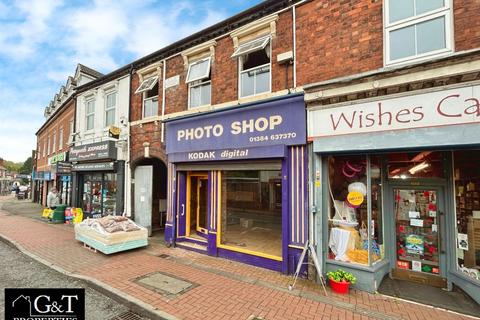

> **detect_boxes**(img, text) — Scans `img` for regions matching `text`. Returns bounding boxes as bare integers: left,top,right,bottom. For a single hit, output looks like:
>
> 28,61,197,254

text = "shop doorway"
186,173,208,240
133,158,168,236
391,186,447,288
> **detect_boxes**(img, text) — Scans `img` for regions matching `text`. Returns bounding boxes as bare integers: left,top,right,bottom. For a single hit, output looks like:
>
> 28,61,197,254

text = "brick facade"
36,99,75,173
295,0,383,85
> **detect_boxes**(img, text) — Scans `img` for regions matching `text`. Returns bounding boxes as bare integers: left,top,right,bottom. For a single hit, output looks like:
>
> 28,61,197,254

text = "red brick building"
124,0,480,302
34,64,102,206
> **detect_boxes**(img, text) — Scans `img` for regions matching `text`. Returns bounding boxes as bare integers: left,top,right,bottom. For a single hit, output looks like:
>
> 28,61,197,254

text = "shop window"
105,92,116,127
454,150,480,282
86,99,95,131
232,36,271,98
327,155,384,266
385,0,452,65
82,173,117,217
219,170,282,258
186,58,211,108
387,151,445,179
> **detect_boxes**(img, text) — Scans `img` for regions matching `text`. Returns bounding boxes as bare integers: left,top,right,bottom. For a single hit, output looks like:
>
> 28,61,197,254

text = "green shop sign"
48,152,66,165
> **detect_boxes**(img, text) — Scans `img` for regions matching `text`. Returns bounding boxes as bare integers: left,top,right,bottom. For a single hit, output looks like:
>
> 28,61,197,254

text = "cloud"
0,0,261,162
0,0,62,59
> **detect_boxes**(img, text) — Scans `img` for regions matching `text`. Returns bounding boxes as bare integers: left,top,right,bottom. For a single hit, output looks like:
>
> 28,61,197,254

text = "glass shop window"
454,150,480,282
220,170,282,258
103,173,117,216
82,173,117,218
387,151,445,179
328,155,384,266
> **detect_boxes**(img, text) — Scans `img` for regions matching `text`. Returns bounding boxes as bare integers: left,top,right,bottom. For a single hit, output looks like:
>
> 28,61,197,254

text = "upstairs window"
47,136,51,155
105,92,116,126
86,100,95,131
43,141,46,157
232,36,271,98
52,131,56,152
385,0,452,65
186,57,211,108
136,75,159,118
58,127,63,150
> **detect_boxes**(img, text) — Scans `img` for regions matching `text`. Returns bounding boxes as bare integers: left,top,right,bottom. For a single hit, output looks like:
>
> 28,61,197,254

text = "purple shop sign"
166,94,306,160
168,145,286,162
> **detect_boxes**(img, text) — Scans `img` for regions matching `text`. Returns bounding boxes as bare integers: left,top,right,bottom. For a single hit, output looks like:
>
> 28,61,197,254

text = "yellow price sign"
347,191,364,206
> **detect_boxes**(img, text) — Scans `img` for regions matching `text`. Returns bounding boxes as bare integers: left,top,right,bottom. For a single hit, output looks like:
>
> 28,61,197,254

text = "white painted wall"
75,74,130,162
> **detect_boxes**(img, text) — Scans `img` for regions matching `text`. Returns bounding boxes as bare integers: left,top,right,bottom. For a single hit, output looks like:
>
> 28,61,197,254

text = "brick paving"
0,201,476,320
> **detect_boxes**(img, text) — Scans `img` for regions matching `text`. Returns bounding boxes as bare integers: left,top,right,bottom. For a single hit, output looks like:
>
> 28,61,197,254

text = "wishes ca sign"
308,84,480,138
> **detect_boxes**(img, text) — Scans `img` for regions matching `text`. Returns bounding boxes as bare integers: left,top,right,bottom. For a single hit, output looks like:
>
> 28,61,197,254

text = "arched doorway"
132,157,167,236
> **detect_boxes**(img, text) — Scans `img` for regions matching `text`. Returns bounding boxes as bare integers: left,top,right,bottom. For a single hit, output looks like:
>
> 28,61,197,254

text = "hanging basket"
329,278,351,294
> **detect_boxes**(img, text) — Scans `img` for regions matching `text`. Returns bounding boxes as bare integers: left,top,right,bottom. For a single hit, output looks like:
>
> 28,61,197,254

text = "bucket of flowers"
326,269,356,294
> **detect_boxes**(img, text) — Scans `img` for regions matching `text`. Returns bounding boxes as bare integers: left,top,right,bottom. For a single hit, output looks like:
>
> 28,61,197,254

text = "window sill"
385,50,453,69
238,91,272,103
188,103,211,110
326,258,389,272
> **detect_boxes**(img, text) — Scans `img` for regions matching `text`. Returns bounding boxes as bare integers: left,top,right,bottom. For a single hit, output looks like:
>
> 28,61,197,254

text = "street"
0,239,146,320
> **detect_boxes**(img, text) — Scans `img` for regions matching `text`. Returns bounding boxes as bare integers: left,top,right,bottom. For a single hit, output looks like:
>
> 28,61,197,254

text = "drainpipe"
124,64,134,217
292,2,297,88
161,59,166,143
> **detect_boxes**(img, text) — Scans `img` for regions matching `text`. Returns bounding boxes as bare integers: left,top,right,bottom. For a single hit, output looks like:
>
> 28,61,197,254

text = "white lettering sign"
308,85,480,138
177,115,283,141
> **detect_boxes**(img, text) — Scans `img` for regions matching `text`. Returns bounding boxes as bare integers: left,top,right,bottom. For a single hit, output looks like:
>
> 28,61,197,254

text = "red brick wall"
454,0,480,51
295,0,383,86
272,11,294,91
211,36,238,104
36,100,75,171
130,123,167,165
165,55,187,115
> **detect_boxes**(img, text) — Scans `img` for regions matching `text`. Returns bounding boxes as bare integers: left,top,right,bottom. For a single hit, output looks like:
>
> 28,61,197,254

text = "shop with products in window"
164,94,308,273
307,78,480,303
70,141,125,218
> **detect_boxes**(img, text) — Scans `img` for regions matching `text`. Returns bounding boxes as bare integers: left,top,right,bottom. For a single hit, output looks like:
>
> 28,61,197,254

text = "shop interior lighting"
408,162,429,174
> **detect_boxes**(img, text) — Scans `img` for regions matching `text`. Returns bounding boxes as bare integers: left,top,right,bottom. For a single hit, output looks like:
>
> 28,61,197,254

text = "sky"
0,0,262,162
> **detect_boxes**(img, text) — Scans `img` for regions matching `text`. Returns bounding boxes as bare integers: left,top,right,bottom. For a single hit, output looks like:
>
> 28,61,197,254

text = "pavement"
0,195,478,320
0,239,147,320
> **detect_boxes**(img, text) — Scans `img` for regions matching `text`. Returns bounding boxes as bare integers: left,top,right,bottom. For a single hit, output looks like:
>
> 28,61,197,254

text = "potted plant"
327,269,356,294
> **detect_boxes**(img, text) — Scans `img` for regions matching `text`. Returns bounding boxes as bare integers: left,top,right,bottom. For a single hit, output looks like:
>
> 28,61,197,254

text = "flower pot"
329,278,350,294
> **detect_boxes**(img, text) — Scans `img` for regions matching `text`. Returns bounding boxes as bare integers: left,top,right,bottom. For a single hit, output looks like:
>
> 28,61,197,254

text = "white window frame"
85,99,95,131
232,35,270,58
237,38,272,99
135,76,159,94
186,57,211,84
104,91,117,127
47,136,51,155
384,0,453,66
188,79,211,109
43,140,46,157
143,96,158,119
58,127,63,150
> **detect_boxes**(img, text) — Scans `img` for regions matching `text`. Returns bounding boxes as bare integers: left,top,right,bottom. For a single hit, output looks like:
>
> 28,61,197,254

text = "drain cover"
110,311,146,320
136,272,197,297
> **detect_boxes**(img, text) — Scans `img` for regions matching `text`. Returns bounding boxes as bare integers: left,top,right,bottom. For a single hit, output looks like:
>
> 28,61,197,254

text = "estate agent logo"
5,288,85,320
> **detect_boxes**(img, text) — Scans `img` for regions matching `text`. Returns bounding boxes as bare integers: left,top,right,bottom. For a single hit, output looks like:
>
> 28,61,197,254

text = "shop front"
70,141,125,218
48,152,72,205
164,94,308,273
308,82,480,303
